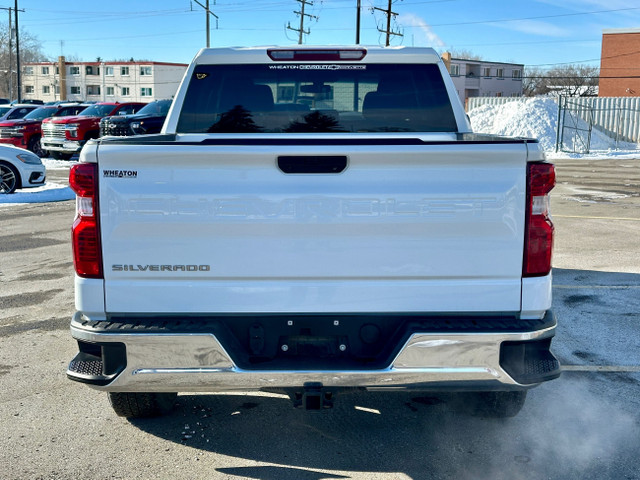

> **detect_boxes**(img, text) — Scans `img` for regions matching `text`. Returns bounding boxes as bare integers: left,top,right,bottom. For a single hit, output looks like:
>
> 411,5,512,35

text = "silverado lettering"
112,264,210,272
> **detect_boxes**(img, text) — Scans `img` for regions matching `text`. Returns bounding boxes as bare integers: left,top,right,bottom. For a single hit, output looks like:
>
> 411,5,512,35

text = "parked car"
0,98,10,104
12,99,44,105
41,102,146,160
0,144,45,194
44,100,89,106
0,104,39,122
100,99,172,137
0,103,88,157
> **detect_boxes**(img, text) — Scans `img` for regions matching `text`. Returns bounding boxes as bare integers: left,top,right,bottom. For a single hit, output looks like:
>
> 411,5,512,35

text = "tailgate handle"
278,156,347,174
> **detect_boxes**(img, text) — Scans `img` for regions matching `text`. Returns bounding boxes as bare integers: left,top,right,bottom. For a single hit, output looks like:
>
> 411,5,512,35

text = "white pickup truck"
67,46,560,418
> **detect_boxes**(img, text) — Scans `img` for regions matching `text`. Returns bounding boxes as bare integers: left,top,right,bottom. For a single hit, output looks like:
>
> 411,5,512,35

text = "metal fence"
582,97,640,144
466,96,640,151
556,97,593,154
467,97,525,110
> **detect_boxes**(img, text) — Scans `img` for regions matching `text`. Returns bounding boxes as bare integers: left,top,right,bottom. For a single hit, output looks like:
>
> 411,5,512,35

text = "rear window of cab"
177,63,458,134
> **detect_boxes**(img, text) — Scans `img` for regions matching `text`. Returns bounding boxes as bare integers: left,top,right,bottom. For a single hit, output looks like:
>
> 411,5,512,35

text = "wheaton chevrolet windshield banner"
267,65,367,70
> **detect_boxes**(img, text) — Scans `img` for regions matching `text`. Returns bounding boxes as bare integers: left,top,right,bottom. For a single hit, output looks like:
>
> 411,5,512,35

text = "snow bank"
0,182,75,206
469,98,559,151
0,158,76,206
43,158,79,170
468,97,640,158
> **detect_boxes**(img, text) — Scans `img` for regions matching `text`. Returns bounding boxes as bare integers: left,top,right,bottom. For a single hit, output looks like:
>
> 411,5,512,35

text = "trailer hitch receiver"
293,383,334,410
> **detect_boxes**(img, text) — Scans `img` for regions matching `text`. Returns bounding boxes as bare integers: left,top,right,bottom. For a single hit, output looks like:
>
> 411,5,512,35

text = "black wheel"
51,151,73,160
458,391,527,418
108,392,177,418
27,135,47,158
0,162,19,194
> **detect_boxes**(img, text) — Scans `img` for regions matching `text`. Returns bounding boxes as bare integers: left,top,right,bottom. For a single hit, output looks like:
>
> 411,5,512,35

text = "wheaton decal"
103,170,138,178
112,265,211,272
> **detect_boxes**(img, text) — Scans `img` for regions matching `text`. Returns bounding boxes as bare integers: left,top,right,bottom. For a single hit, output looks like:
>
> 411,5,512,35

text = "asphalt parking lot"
1,158,639,480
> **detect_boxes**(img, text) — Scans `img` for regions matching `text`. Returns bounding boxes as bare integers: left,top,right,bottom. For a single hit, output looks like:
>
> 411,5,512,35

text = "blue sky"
11,0,640,68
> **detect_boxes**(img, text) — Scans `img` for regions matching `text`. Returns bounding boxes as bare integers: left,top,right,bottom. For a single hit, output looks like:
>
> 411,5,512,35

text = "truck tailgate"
97,140,527,314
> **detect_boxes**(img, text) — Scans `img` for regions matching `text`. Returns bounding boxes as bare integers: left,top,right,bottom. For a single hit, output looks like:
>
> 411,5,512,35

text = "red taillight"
69,163,96,197
524,162,555,277
70,163,102,278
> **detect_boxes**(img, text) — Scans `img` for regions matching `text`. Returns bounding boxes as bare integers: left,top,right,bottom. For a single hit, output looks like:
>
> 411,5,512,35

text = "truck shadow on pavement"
125,268,640,479
132,390,528,479
129,380,639,479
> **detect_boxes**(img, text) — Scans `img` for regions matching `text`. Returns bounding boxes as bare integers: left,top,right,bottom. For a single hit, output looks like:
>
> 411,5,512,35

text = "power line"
21,9,195,27
529,49,640,68
427,6,640,28
27,0,450,16
40,29,203,44
21,5,640,32
442,38,599,49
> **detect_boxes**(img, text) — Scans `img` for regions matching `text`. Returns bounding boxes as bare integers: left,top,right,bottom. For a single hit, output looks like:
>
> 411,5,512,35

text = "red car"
41,102,146,159
0,104,88,157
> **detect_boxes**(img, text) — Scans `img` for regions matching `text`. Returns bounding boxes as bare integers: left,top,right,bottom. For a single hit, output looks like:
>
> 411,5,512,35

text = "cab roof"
192,46,441,65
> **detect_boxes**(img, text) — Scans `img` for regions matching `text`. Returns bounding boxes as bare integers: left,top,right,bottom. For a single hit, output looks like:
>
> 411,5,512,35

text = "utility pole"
0,7,13,100
356,0,361,44
373,0,403,46
191,0,219,47
1,4,22,101
14,0,22,102
287,0,317,45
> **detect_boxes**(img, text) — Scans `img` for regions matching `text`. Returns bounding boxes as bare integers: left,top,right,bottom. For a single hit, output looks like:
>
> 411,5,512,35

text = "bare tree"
445,49,484,61
0,24,47,99
524,64,599,97
522,66,546,97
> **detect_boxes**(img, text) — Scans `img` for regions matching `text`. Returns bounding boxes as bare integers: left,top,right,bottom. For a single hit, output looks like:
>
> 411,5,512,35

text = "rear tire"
108,392,177,418
51,151,73,160
460,391,527,418
27,135,47,158
0,162,19,194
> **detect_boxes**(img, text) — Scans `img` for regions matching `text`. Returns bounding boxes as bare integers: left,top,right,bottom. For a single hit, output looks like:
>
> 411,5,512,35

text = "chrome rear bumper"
68,311,560,392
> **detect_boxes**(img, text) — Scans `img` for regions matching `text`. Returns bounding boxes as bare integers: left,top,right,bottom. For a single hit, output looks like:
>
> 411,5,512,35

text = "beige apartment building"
22,56,188,103
441,53,524,105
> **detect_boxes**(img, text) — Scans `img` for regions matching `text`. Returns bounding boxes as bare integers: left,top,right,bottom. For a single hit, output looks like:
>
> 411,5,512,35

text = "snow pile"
468,97,640,155
43,158,79,170
469,98,559,151
0,158,76,206
0,181,75,206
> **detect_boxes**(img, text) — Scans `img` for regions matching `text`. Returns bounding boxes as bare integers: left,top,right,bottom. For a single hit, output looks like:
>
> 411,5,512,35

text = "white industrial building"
22,56,188,103
442,53,524,105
